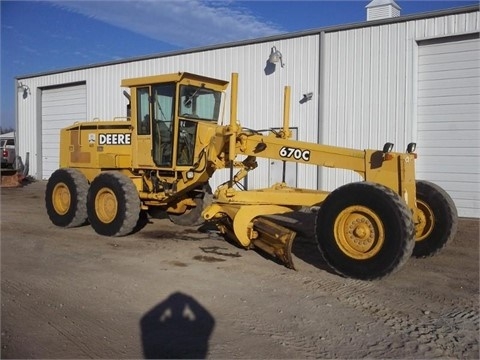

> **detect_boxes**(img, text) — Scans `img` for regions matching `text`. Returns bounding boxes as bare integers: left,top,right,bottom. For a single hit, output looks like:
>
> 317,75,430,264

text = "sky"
1,0,477,130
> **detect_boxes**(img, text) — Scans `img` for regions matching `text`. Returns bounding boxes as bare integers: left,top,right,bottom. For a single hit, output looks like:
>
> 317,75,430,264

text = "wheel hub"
95,187,118,224
334,206,385,260
415,199,434,241
52,183,71,215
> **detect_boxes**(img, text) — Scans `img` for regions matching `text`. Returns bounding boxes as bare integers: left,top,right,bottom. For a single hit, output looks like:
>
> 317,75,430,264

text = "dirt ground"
1,180,479,359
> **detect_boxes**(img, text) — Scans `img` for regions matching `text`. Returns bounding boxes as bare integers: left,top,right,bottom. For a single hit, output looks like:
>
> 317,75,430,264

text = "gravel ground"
1,180,479,359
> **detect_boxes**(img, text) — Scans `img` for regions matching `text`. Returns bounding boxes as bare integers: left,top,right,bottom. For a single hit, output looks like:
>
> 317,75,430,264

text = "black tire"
169,197,204,226
168,184,212,226
413,180,458,257
45,168,89,228
315,182,415,280
87,172,140,236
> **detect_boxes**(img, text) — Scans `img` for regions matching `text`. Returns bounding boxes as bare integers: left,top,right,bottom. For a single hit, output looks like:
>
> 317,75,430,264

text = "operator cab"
122,72,229,170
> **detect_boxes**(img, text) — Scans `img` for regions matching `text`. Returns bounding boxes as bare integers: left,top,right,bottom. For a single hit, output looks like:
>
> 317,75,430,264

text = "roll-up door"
416,34,480,218
41,83,87,179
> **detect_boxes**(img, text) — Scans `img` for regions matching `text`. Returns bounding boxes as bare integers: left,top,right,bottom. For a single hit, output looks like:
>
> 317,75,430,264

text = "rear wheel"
413,180,458,257
87,172,140,236
316,182,415,280
45,168,88,227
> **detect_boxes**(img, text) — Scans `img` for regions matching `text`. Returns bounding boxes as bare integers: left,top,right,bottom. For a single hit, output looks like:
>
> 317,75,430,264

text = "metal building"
15,5,480,217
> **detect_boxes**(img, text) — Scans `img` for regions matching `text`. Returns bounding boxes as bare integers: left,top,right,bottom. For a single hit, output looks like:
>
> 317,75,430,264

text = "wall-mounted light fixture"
300,92,313,104
18,82,31,99
303,92,313,101
268,46,285,68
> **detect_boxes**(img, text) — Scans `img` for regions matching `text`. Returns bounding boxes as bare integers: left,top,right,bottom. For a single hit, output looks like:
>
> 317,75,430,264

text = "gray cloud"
47,0,284,48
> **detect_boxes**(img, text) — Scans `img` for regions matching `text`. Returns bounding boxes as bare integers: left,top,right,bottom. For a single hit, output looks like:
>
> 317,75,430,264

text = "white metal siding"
319,11,480,194
41,84,87,179
320,22,415,189
416,35,480,218
17,36,320,189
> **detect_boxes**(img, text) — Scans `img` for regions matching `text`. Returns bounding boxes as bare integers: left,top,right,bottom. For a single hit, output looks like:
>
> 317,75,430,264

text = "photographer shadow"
140,292,215,359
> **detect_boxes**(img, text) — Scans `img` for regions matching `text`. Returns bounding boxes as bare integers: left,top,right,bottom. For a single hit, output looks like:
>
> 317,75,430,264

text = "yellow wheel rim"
415,199,434,242
334,205,385,260
95,187,118,224
52,183,71,215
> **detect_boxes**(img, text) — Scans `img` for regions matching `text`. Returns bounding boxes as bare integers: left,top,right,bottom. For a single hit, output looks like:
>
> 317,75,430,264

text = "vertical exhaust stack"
366,0,401,21
228,73,239,188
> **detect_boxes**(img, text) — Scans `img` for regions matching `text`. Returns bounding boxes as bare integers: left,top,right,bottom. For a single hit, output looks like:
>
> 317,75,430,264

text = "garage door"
41,83,87,179
416,34,480,218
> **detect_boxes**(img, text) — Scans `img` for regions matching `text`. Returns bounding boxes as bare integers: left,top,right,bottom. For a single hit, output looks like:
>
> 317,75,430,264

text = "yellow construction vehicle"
45,72,458,280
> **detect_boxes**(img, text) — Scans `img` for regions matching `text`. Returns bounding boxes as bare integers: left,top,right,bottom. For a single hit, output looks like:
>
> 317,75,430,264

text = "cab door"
132,84,176,169
151,83,175,167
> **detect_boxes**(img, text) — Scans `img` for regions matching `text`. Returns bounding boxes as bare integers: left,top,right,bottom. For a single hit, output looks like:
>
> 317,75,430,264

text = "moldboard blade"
251,217,297,269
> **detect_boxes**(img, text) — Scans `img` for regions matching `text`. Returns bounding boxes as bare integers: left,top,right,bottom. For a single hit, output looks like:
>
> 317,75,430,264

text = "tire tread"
87,171,140,237
413,180,458,257
45,168,88,228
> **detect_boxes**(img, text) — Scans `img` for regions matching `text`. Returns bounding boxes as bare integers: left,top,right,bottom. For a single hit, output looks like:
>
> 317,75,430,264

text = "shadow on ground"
140,292,215,359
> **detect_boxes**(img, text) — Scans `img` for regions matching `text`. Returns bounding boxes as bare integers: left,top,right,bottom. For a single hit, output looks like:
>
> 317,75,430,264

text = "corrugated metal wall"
16,36,320,189
319,10,480,191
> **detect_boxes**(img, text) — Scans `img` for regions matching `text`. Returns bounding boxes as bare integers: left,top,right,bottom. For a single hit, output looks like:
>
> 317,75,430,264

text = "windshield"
179,85,222,121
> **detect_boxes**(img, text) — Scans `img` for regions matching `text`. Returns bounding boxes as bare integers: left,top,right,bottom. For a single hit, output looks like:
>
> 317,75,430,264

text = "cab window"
179,85,222,121
137,87,150,135
152,83,175,167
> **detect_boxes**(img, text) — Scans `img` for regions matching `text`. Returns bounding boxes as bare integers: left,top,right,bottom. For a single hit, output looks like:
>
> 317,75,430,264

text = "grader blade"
251,217,297,269
204,204,298,268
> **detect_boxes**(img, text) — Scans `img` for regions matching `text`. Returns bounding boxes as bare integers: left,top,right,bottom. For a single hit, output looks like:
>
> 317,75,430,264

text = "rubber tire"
315,182,415,280
87,172,140,236
45,168,89,228
413,180,458,258
168,184,212,226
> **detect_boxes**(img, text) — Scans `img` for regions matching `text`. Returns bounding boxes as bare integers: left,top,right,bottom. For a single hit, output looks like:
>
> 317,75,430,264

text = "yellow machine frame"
200,74,418,267
47,71,457,279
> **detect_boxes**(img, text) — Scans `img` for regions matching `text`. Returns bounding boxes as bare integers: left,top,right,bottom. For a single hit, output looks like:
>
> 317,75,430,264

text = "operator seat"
154,120,172,166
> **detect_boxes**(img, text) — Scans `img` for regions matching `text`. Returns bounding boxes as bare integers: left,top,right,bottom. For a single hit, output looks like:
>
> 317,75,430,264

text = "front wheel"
87,172,140,236
168,197,205,226
168,184,213,226
413,180,458,257
315,182,415,280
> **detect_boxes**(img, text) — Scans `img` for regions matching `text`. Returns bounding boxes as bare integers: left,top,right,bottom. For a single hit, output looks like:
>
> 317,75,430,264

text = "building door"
416,34,480,218
41,83,87,179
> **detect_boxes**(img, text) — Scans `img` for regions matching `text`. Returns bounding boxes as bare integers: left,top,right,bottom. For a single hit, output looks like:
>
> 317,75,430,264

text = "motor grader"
45,72,458,280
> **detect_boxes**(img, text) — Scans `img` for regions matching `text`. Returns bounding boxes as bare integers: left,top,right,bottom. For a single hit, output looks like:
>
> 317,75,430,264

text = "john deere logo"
99,133,131,145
